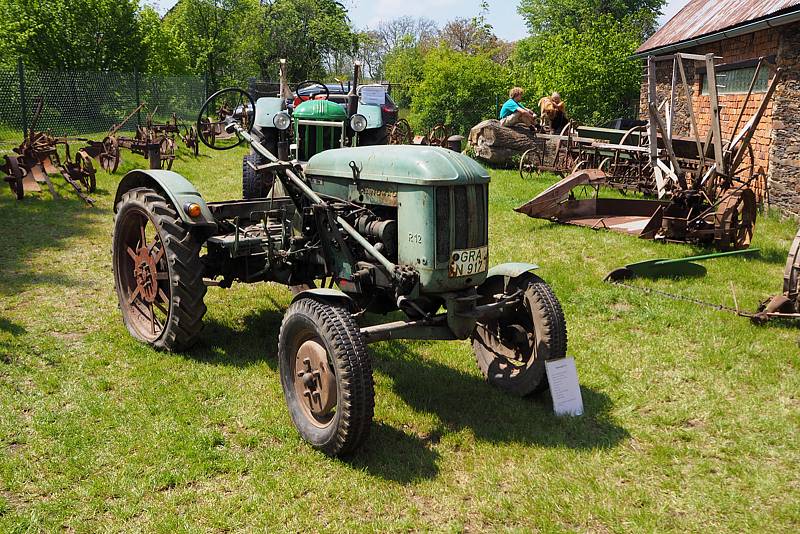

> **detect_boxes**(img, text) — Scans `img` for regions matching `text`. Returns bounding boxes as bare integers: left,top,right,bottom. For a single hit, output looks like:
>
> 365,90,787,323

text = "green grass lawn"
0,143,798,532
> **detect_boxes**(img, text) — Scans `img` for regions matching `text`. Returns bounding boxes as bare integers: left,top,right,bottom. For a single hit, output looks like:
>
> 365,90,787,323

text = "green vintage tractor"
112,88,568,456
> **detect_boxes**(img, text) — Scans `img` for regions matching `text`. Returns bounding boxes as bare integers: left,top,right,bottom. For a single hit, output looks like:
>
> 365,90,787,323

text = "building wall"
769,23,800,216
638,26,794,206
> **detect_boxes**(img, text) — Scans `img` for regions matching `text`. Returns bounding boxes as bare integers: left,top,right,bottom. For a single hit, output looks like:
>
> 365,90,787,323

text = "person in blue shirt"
499,87,537,128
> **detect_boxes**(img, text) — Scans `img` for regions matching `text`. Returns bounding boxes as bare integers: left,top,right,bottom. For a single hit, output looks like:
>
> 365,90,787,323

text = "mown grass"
0,142,798,532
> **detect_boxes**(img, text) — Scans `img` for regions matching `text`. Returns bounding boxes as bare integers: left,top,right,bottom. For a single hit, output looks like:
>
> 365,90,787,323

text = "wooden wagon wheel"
159,137,176,170
2,155,25,200
99,136,121,173
553,121,579,172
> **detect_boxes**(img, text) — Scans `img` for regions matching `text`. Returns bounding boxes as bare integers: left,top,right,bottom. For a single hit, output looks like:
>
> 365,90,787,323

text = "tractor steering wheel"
293,80,330,108
196,87,255,150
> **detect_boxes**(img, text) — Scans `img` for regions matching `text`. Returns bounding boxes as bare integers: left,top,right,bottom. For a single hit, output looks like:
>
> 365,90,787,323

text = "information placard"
360,85,387,106
545,357,584,417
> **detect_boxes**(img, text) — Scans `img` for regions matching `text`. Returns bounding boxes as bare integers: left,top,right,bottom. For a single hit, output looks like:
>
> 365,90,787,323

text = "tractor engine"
304,145,490,296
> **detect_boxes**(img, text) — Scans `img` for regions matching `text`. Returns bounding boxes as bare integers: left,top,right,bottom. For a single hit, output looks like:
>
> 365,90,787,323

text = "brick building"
636,0,800,215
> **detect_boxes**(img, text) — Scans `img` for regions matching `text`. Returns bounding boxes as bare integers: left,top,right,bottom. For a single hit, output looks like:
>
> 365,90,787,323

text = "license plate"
448,246,489,278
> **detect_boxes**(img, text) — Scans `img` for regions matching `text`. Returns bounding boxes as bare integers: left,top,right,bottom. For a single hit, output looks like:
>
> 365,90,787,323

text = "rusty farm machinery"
517,53,780,251
1,100,97,204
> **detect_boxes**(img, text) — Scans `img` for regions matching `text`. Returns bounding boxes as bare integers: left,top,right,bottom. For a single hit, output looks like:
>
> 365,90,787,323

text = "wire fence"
0,60,208,145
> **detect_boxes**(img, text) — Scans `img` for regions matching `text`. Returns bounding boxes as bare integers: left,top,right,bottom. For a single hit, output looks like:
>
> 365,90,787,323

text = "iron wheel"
112,187,207,351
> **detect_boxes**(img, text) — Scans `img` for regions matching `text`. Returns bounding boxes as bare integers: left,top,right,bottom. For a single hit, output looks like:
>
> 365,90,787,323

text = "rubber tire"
359,125,388,146
242,152,273,199
278,298,374,456
472,274,567,396
112,187,207,351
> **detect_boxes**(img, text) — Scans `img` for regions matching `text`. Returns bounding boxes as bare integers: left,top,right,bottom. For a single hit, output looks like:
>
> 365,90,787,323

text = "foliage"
138,6,191,75
0,0,146,71
409,46,510,135
163,0,258,89
511,15,643,125
253,0,357,83
518,0,666,40
382,41,425,109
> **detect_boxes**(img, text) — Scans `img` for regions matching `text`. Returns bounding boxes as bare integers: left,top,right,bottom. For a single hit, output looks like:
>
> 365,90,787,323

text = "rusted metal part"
117,209,172,339
754,226,800,323
637,0,800,55
1,102,96,204
387,119,412,145
293,338,337,424
517,54,780,251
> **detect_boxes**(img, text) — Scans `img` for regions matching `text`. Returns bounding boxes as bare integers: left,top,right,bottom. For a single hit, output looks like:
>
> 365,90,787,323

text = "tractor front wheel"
112,187,207,351
472,273,567,396
278,298,374,456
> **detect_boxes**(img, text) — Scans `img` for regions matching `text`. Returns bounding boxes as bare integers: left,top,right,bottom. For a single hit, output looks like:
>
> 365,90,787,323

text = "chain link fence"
0,60,208,146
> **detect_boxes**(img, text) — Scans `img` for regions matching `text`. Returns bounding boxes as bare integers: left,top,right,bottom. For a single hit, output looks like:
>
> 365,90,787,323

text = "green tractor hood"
305,145,490,186
293,99,348,121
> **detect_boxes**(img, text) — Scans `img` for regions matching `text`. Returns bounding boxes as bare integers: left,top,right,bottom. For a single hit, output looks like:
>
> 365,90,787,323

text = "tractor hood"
304,145,490,186
293,99,348,121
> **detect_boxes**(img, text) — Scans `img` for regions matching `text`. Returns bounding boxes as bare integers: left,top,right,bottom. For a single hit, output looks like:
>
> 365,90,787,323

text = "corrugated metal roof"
637,0,800,53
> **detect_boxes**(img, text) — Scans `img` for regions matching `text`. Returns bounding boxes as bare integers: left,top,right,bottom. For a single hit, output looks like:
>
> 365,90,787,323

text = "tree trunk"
468,119,539,165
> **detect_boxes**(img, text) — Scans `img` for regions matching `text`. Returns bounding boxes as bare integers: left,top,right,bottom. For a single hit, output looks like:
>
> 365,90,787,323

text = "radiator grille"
435,184,488,265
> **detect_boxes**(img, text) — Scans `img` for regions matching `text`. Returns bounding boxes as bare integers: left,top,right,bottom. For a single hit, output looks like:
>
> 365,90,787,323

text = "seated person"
499,87,537,128
539,92,567,133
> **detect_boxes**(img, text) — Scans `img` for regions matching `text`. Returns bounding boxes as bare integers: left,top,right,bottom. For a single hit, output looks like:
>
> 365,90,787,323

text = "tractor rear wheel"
242,152,272,199
472,273,567,396
278,298,374,456
112,187,207,351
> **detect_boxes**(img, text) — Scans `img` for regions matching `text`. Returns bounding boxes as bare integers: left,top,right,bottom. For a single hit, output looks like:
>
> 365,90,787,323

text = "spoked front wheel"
112,187,207,351
278,298,374,456
472,273,567,396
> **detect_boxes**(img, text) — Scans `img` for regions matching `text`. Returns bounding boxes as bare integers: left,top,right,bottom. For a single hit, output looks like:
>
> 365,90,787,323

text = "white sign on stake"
545,357,584,417
359,85,387,106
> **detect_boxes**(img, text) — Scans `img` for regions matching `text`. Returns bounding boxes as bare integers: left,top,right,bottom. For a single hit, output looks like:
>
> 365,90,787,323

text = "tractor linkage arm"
227,121,411,290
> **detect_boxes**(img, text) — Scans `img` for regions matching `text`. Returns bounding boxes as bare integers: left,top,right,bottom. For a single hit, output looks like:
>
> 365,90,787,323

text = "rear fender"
481,262,540,294
114,169,216,229
291,288,354,310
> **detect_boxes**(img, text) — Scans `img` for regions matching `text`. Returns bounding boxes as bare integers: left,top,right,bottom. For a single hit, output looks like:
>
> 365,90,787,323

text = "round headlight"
350,114,368,133
273,111,291,131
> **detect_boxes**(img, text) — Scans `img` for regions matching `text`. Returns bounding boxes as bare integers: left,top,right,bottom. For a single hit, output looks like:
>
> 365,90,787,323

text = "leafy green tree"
382,38,425,108
139,6,191,75
163,0,258,88
409,46,510,135
1,0,146,71
511,15,643,125
252,0,357,83
518,0,665,40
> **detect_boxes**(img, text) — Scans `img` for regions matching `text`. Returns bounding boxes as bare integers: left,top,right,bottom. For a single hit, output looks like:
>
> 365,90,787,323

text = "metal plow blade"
515,169,668,239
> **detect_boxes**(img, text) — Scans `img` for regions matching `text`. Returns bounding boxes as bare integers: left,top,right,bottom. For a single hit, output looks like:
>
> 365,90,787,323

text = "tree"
163,0,257,88
375,17,438,52
1,0,146,71
253,0,357,83
518,0,665,40
382,38,425,109
139,6,190,75
511,15,643,125
409,46,510,135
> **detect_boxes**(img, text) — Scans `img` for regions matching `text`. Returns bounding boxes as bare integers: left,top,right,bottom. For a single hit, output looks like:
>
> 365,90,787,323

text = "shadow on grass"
0,316,26,335
0,194,107,295
188,304,284,368
189,307,627,483
372,340,628,452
